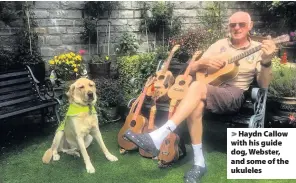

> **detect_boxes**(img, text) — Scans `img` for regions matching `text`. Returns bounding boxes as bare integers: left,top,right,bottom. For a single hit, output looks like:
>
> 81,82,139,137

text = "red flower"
289,114,296,124
79,49,87,55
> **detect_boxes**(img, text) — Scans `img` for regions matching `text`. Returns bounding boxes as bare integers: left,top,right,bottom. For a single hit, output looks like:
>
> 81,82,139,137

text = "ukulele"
196,34,290,86
117,76,156,151
168,50,203,101
157,51,203,166
146,44,181,98
139,93,158,158
158,129,180,167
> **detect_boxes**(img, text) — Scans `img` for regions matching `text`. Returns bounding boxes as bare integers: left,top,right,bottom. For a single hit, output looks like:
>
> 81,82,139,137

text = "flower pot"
266,97,296,127
104,106,119,120
88,61,111,79
267,97,296,115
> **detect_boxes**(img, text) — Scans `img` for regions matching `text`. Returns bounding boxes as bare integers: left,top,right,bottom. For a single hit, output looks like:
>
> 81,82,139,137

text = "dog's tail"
42,148,53,164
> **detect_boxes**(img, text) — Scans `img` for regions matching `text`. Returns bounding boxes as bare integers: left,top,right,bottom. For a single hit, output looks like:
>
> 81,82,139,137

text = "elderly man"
124,11,276,183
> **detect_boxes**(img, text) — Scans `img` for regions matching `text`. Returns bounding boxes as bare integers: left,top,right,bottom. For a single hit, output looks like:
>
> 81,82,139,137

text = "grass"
0,121,294,183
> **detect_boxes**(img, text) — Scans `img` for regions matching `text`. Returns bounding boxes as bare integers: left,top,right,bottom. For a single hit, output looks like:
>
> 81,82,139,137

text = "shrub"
117,53,157,105
269,56,296,98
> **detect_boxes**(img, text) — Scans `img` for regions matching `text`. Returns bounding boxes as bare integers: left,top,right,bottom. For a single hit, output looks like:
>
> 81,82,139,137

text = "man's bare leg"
124,81,207,155
149,81,207,149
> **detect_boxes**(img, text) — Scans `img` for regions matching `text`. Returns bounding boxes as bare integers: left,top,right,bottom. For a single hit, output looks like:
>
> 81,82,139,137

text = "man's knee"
189,81,207,99
188,102,205,121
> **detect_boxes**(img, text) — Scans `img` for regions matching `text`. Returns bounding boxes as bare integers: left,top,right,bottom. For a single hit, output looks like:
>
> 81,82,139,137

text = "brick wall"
0,1,262,63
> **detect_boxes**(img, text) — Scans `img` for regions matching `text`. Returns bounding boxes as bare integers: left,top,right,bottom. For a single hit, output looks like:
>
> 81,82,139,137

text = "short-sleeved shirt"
200,37,263,91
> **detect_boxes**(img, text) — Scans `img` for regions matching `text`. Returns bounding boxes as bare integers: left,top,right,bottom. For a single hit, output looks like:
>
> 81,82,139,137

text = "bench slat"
0,70,28,79
0,83,32,94
0,101,57,120
0,90,32,101
0,77,31,87
0,95,37,108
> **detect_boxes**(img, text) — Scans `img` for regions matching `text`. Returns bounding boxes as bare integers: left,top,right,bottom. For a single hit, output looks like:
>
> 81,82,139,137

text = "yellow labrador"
42,78,118,173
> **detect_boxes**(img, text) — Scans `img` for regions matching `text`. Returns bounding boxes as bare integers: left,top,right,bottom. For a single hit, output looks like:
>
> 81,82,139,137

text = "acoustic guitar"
196,34,290,86
117,76,156,152
146,44,181,98
139,93,158,158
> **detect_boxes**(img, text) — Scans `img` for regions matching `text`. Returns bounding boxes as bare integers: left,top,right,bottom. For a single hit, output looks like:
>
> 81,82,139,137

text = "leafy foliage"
94,77,123,107
196,1,227,44
15,2,42,66
169,26,213,62
269,56,296,98
115,32,139,56
0,2,22,25
0,48,16,72
250,1,296,32
82,1,119,45
139,2,182,43
116,53,157,105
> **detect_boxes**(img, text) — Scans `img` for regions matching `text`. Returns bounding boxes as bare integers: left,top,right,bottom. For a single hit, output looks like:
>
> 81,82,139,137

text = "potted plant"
88,55,111,78
94,77,123,123
267,56,296,121
48,51,85,82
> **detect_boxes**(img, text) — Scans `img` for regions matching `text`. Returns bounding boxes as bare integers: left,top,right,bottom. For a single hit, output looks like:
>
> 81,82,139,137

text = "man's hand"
261,36,276,64
192,57,225,71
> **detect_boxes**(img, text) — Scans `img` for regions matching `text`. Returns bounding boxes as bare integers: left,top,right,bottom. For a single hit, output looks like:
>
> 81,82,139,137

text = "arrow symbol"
232,132,237,137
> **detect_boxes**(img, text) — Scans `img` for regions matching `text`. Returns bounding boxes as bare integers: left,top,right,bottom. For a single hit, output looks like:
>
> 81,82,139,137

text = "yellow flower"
72,64,77,68
105,56,109,61
54,56,57,59
49,60,55,65
77,55,82,61
70,52,75,57
74,68,78,72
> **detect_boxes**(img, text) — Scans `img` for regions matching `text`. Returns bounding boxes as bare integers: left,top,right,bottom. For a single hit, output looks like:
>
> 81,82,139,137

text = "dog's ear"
66,83,75,102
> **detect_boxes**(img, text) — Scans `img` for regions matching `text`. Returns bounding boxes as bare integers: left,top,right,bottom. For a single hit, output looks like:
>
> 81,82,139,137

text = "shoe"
184,165,207,183
124,129,159,157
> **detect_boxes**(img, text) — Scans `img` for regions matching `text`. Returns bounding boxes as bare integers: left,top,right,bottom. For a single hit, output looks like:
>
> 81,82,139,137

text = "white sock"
149,120,177,150
192,144,205,167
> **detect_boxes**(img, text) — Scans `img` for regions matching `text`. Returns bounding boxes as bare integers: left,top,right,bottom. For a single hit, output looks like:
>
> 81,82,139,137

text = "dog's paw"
73,151,80,158
53,154,60,161
86,164,95,174
106,154,118,162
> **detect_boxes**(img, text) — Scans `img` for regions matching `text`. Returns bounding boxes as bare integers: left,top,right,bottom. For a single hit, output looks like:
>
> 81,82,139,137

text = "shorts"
205,84,245,114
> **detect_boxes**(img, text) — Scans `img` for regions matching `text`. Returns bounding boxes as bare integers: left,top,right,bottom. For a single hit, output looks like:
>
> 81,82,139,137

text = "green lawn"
0,122,294,183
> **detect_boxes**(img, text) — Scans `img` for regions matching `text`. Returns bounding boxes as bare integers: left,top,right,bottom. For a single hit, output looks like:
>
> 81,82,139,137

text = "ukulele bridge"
162,152,170,155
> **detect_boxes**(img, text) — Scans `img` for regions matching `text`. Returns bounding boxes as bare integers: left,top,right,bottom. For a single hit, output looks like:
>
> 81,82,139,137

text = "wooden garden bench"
0,65,61,124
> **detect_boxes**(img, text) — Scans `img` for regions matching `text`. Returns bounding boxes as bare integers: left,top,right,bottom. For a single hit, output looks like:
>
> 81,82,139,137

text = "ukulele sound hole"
179,80,185,86
130,120,136,127
165,139,170,145
158,75,165,80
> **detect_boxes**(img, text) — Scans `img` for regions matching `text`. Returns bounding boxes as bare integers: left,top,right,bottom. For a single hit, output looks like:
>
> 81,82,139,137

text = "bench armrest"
249,87,268,128
26,65,55,101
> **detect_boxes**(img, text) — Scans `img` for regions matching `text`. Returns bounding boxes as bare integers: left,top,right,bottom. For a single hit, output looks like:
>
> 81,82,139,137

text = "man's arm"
256,63,273,88
256,37,276,88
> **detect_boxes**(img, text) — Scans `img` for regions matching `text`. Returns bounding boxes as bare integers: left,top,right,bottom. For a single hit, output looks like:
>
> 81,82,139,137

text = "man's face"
229,14,252,41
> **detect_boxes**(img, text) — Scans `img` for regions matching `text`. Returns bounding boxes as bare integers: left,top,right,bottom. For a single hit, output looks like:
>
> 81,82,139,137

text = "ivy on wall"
0,1,42,72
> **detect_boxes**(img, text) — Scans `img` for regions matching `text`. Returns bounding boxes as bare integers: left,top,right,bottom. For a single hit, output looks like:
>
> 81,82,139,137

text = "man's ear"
66,83,75,102
249,21,254,31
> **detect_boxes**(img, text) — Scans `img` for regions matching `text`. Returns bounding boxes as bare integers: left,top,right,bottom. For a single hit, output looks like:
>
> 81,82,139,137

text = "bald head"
229,11,252,25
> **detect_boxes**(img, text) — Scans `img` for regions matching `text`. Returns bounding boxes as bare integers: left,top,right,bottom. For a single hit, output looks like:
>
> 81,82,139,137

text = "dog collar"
66,103,97,116
56,103,97,132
